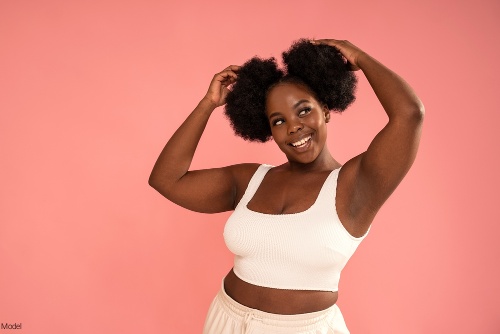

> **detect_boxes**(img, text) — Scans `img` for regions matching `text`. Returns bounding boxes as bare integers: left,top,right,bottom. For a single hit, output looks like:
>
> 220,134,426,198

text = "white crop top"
223,164,370,292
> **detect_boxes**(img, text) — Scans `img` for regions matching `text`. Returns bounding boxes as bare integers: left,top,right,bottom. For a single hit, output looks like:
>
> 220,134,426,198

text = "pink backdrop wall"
1,0,499,333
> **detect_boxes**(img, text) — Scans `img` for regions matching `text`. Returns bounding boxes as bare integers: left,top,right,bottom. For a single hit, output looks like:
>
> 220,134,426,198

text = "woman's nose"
288,120,303,134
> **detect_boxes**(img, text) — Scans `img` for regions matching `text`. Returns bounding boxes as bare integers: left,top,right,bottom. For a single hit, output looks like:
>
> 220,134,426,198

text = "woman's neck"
284,146,340,173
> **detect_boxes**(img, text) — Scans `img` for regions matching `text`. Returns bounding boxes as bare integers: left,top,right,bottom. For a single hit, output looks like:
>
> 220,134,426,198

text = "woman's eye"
273,119,284,126
299,107,311,116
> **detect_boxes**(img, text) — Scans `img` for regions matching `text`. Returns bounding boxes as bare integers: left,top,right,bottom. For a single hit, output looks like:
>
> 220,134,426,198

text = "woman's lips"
289,134,312,148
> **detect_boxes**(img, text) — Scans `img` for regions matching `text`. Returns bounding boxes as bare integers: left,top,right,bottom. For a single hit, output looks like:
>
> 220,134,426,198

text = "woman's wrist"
198,96,218,113
353,51,372,71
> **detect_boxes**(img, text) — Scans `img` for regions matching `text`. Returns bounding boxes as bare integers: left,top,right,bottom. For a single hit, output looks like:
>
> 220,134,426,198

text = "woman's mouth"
289,134,312,148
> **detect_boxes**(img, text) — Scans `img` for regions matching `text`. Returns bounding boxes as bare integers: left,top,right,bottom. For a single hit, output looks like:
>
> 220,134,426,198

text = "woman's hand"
203,65,240,108
311,39,365,71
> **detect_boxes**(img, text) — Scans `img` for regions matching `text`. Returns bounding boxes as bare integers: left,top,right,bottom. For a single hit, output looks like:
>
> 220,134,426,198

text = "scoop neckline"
244,166,342,217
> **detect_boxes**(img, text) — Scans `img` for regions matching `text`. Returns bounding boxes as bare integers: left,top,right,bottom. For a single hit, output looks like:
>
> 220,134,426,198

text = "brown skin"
149,39,424,314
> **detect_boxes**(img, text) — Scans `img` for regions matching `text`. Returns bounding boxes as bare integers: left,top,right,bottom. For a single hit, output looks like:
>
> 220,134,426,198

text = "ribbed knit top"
223,164,370,292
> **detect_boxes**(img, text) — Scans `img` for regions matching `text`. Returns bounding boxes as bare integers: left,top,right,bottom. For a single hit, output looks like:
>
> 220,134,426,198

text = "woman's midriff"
223,269,339,315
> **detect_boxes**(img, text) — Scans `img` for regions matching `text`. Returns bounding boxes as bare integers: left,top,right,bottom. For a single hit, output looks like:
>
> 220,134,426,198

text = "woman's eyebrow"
268,99,311,118
293,99,310,109
267,111,282,119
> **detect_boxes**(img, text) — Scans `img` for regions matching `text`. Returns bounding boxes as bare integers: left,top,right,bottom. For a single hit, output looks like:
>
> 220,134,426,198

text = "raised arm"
148,65,257,213
312,39,425,224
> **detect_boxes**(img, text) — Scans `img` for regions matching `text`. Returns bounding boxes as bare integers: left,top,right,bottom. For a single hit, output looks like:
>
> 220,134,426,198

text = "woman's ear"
323,105,331,123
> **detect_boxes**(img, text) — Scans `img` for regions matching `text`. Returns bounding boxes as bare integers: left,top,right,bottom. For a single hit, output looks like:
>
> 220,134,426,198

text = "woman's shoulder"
225,162,263,176
223,162,263,185
224,163,265,206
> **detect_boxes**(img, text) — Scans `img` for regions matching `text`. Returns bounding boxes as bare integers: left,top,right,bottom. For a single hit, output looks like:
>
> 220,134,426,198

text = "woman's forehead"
266,82,317,109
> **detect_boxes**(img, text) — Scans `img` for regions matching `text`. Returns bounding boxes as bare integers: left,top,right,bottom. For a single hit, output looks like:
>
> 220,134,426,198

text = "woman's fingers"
310,39,362,71
204,65,241,107
218,65,241,80
216,66,239,83
223,65,241,72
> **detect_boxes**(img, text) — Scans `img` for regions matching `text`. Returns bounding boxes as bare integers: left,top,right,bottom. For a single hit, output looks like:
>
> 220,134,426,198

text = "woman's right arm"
148,65,256,213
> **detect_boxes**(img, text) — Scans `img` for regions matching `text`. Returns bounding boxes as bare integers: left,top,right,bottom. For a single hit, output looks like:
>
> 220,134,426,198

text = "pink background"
1,0,499,333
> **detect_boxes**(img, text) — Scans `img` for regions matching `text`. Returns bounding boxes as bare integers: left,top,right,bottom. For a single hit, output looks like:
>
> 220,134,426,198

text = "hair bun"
283,39,357,111
224,57,284,142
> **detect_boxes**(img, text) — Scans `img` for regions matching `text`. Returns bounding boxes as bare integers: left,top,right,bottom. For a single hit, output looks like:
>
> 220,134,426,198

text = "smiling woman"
266,83,331,165
148,38,424,333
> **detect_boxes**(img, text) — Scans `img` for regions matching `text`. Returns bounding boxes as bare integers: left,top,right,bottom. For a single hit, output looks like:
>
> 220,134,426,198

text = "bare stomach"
223,269,339,315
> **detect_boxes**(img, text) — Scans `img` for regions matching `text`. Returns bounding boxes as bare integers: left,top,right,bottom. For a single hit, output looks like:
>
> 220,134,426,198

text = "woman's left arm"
313,39,425,214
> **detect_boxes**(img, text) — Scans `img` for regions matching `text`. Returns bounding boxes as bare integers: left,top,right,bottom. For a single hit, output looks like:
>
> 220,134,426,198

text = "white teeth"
291,135,311,147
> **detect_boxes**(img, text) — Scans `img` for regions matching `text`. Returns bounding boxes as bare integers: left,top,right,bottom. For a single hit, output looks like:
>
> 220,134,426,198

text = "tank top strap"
311,166,342,212
237,164,274,207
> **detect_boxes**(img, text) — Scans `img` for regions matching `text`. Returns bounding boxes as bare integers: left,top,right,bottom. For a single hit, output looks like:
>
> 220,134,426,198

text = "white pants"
203,281,350,334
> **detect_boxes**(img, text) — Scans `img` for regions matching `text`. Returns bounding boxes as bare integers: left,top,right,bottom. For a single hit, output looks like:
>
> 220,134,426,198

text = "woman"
149,38,424,333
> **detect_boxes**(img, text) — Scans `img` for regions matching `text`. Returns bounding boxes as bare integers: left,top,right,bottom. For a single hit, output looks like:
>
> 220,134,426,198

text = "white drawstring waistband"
243,311,259,334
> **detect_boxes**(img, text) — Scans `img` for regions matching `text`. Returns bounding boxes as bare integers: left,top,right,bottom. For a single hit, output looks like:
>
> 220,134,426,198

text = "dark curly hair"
224,39,357,142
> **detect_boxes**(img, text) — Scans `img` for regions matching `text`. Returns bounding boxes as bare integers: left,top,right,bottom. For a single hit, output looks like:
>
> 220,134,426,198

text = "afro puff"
224,39,357,142
224,57,284,142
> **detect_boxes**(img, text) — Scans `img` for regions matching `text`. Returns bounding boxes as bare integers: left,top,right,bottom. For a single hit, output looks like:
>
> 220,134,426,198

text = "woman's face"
265,82,331,165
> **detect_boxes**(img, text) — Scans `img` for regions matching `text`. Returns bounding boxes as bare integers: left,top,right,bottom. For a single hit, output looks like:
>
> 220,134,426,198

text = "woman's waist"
223,269,339,315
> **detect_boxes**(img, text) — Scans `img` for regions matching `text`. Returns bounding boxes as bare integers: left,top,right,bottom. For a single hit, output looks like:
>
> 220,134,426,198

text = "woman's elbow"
405,101,425,123
415,100,425,119
148,172,163,191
